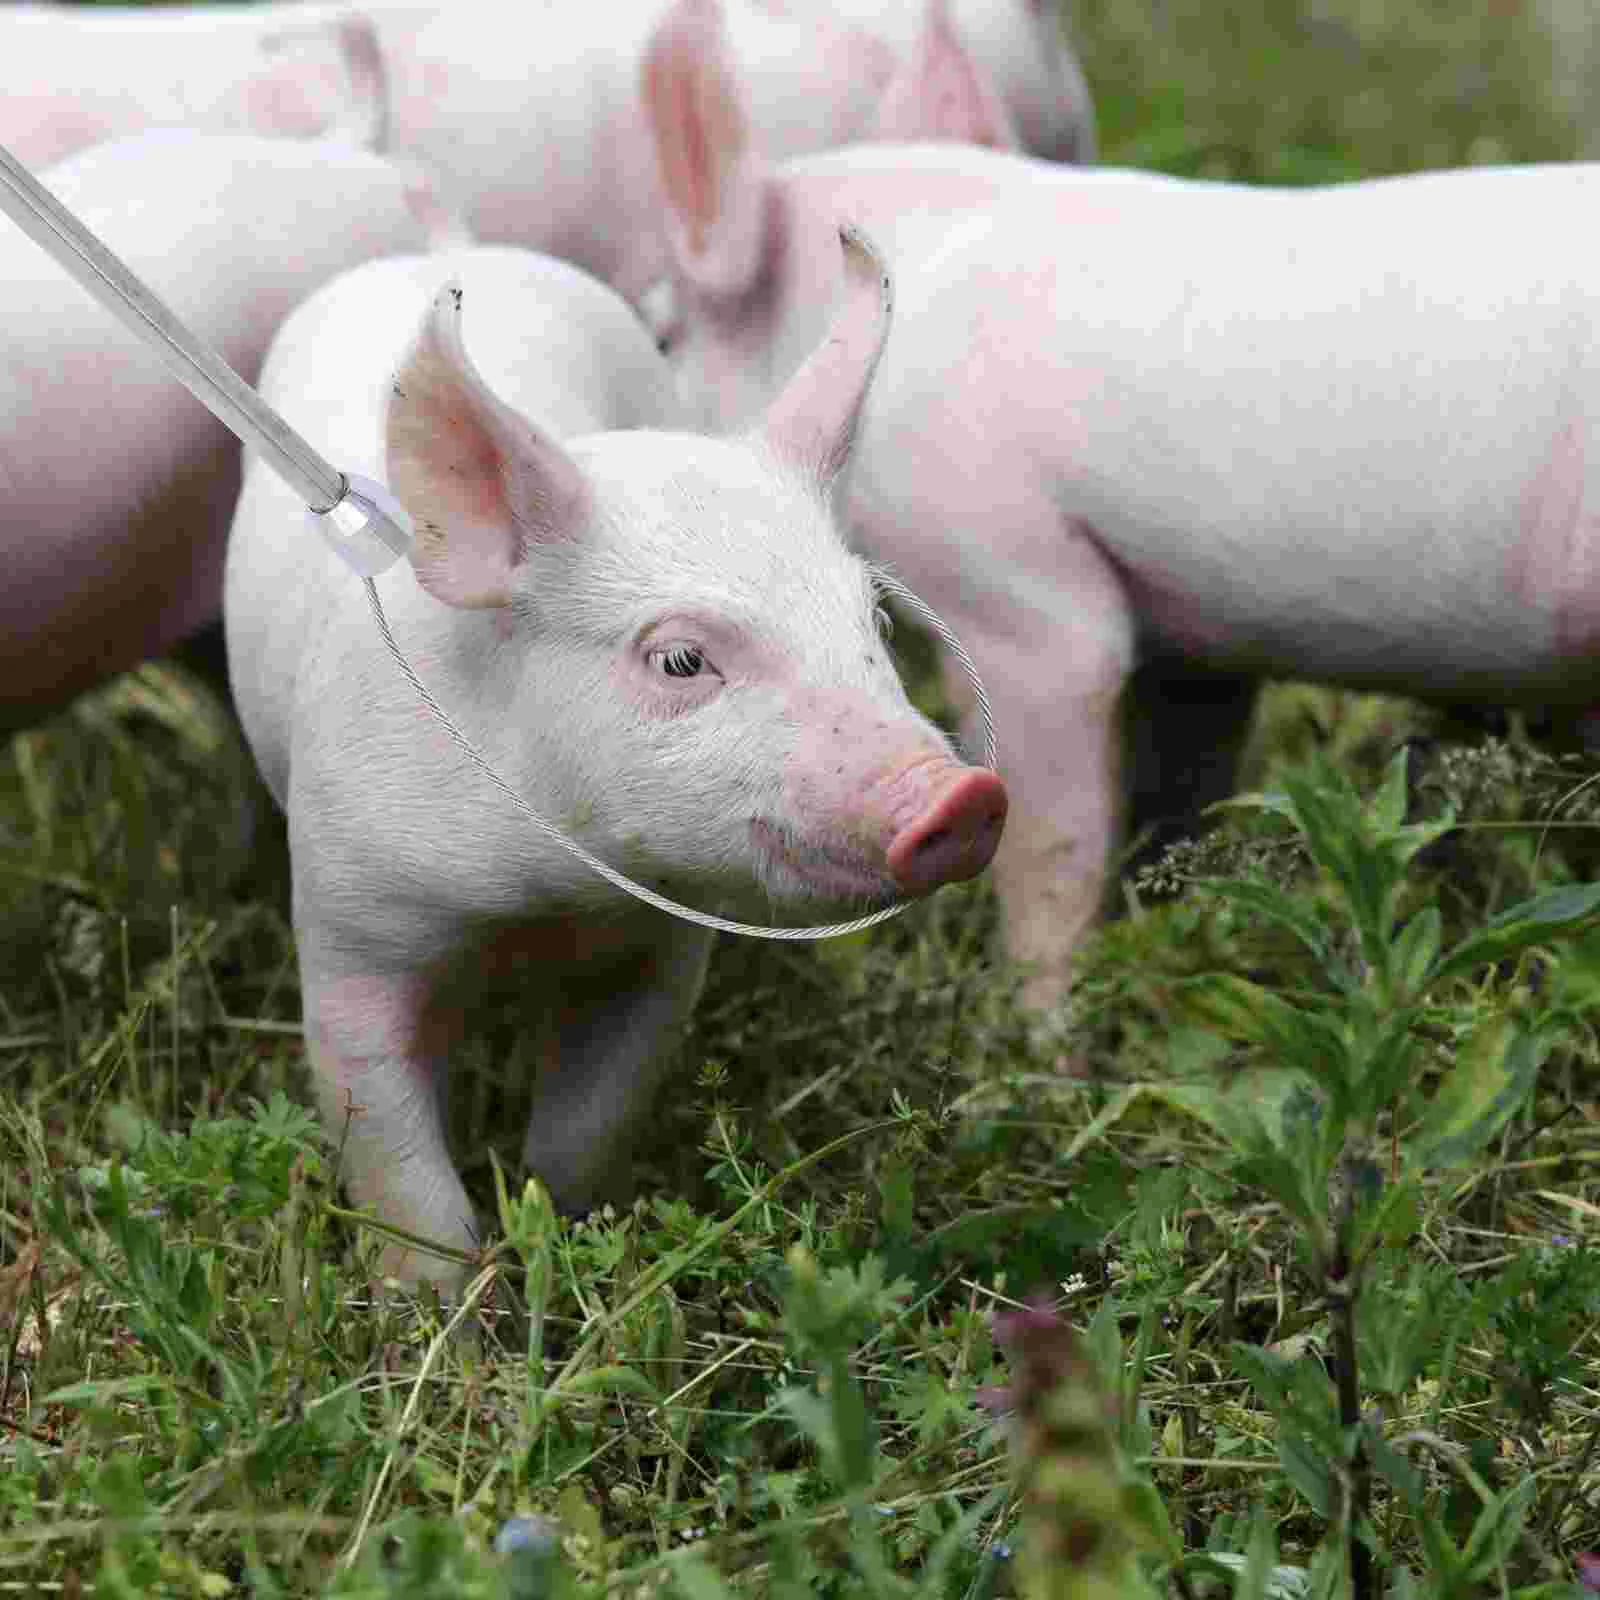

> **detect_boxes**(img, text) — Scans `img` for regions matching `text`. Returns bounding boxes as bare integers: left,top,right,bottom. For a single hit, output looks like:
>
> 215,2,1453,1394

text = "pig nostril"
887,769,1008,895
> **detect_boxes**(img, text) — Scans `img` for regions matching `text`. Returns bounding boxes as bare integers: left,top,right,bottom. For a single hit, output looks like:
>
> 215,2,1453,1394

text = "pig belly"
973,168,1600,697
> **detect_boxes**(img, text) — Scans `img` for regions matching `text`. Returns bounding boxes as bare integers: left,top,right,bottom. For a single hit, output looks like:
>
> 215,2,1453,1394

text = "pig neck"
755,156,1046,415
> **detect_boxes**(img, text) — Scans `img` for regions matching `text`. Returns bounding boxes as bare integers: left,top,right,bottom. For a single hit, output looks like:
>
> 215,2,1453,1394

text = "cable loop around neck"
361,571,996,941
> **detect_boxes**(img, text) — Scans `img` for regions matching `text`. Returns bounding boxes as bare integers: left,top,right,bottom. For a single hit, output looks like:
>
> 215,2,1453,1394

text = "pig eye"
654,644,706,679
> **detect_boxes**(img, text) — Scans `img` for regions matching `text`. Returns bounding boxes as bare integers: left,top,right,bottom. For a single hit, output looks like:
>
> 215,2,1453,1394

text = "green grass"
6,3,1600,1596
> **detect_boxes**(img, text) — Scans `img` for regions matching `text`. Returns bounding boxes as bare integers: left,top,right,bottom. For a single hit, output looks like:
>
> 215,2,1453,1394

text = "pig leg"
857,462,1135,1013
940,582,1130,1015
299,961,478,1287
520,928,714,1212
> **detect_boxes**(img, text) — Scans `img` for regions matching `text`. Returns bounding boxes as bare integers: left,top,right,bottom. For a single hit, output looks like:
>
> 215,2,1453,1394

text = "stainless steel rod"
0,139,347,512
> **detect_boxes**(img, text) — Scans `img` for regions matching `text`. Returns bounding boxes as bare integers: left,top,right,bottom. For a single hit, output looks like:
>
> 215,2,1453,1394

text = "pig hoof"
886,768,1007,895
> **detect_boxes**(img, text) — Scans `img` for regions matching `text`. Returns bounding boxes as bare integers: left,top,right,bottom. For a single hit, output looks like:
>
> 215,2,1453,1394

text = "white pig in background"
646,30,1600,1010
0,2,390,168
784,0,1097,162
1,0,1095,309
0,131,461,727
224,239,1006,1285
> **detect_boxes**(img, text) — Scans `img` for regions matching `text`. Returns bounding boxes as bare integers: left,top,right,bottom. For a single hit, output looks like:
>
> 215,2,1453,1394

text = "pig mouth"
748,818,895,905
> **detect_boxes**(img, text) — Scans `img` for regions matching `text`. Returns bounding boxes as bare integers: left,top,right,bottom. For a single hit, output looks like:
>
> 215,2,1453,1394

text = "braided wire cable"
362,573,997,941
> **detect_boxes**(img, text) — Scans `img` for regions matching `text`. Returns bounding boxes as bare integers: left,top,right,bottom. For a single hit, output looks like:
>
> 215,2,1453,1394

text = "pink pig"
0,131,460,727
776,0,1096,161
335,0,1086,301
224,238,1005,1284
1,0,1094,309
0,2,388,168
646,35,1600,1009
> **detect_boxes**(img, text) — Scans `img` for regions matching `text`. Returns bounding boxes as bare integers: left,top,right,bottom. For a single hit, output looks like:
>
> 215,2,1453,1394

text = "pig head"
225,236,1003,1284
775,0,1097,161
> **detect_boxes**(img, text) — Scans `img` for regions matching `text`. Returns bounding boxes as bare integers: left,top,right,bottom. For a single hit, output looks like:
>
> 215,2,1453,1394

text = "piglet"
788,0,1097,161
648,45,1600,1009
0,2,387,168
2,0,1093,311
365,0,1059,302
0,131,461,727
224,238,1005,1284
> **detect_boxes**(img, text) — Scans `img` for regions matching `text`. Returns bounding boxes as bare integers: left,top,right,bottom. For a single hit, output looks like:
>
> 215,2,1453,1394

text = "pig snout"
884,762,1007,895
763,742,1007,903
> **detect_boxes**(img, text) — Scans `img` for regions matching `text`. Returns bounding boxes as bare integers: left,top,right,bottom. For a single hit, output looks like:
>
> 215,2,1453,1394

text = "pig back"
0,1,386,169
0,132,446,720
225,246,677,806
863,163,1600,696
785,0,1096,162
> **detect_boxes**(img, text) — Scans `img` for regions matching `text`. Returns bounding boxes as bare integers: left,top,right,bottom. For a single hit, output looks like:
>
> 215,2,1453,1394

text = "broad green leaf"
1242,1511,1301,1600
1171,976,1348,1088
1353,1012,1421,1116
779,1375,876,1492
92,1457,151,1519
1462,1476,1537,1581
1231,1144,1323,1232
1414,1509,1466,1591
668,1552,741,1600
778,1385,833,1453
1389,817,1457,868
1371,748,1410,832
1279,766,1363,897
1217,786,1302,825
1346,845,1405,977
1153,1071,1299,1138
1435,882,1600,983
561,1365,660,1403
1123,1476,1183,1563
1413,1018,1547,1170
877,1155,914,1240
1154,1074,1322,1226
828,1364,876,1491
1390,905,1442,999
1306,1535,1349,1600
1279,1427,1334,1519
1363,1174,1424,1254
1056,1081,1148,1167
1367,1430,1426,1512
1228,1346,1323,1424
1193,1527,1310,1600
1204,878,1346,984
45,1375,171,1406
1387,1566,1421,1600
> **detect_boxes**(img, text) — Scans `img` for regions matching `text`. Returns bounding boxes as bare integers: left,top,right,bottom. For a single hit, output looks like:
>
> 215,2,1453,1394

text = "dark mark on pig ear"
448,286,464,309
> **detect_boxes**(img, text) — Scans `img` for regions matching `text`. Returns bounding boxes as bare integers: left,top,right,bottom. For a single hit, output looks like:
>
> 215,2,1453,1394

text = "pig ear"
871,0,1020,150
642,0,770,299
757,224,891,489
385,282,589,609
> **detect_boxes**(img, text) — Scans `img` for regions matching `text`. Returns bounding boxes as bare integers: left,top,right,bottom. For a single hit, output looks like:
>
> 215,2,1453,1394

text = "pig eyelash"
651,644,711,679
